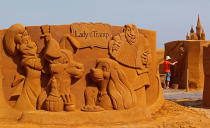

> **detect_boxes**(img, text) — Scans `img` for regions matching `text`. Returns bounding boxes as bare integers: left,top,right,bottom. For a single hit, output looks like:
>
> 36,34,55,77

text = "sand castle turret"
201,28,206,40
190,25,194,33
186,14,205,40
196,14,202,39
186,32,189,40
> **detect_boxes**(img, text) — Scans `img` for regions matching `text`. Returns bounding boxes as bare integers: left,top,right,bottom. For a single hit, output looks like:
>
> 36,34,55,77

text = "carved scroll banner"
70,23,112,48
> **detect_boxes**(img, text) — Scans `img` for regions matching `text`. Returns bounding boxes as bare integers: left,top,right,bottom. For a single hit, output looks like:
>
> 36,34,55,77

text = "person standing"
163,56,177,89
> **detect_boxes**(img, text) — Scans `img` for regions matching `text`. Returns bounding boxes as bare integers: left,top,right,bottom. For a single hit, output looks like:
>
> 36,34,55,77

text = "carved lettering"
74,30,109,39
70,23,112,48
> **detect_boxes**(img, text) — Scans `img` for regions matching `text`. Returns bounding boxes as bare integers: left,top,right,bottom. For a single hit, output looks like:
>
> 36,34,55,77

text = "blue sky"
0,0,209,48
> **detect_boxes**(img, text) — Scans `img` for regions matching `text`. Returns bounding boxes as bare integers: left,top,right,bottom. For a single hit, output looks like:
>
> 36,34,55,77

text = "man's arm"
171,61,178,65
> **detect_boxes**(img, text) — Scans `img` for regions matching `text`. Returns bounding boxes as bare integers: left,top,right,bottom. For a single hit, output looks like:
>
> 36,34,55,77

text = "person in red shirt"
163,56,177,89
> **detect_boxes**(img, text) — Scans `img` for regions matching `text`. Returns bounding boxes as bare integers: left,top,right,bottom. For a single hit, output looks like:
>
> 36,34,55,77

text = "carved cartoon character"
4,24,43,111
108,24,151,107
90,60,113,110
82,58,137,112
38,25,84,111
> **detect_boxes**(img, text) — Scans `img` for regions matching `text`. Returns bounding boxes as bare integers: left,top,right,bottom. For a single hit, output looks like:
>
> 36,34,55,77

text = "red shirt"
163,60,171,72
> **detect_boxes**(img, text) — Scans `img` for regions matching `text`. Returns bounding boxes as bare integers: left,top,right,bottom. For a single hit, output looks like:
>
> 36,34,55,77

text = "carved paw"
60,93,74,104
64,103,75,111
81,105,104,112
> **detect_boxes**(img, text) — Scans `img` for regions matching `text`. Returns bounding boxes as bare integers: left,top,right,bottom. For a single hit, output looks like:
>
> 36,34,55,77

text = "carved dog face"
90,60,111,83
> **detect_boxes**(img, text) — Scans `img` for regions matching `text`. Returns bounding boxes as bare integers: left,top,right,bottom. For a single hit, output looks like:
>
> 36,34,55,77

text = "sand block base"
19,107,150,125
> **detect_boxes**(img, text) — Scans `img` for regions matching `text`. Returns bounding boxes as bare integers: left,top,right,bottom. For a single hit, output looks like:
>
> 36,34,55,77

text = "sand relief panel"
164,42,187,88
1,23,162,117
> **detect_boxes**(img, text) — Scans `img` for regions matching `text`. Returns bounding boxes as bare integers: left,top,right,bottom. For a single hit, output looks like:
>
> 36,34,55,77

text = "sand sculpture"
156,49,165,87
186,15,205,40
164,15,209,89
83,58,137,111
203,44,210,106
0,23,163,124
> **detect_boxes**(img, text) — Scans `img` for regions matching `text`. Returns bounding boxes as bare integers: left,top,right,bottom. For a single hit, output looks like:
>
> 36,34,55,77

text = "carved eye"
102,65,107,71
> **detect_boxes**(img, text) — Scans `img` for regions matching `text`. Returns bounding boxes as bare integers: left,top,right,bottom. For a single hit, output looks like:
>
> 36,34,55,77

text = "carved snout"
90,68,104,82
90,68,96,73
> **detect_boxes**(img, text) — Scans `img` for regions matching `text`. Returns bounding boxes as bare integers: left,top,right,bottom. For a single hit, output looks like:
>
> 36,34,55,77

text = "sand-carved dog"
82,58,137,112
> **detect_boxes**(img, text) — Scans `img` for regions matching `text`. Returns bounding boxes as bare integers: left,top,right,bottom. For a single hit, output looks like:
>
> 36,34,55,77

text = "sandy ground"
0,89,210,128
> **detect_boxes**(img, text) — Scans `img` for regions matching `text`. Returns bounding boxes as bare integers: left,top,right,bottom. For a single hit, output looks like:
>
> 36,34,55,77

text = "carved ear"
113,66,137,108
110,65,133,92
110,68,118,82
116,68,127,85
113,66,132,90
109,68,124,109
109,66,136,110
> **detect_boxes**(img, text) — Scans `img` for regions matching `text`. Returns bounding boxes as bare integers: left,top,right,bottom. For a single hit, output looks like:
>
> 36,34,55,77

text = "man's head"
166,56,171,61
123,24,138,45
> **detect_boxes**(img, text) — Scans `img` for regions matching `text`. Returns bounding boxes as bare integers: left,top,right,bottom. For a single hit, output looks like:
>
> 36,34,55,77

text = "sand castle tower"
196,14,202,39
186,15,205,40
201,28,206,40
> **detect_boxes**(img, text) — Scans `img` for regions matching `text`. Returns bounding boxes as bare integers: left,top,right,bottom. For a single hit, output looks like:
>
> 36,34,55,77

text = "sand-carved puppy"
82,58,136,112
